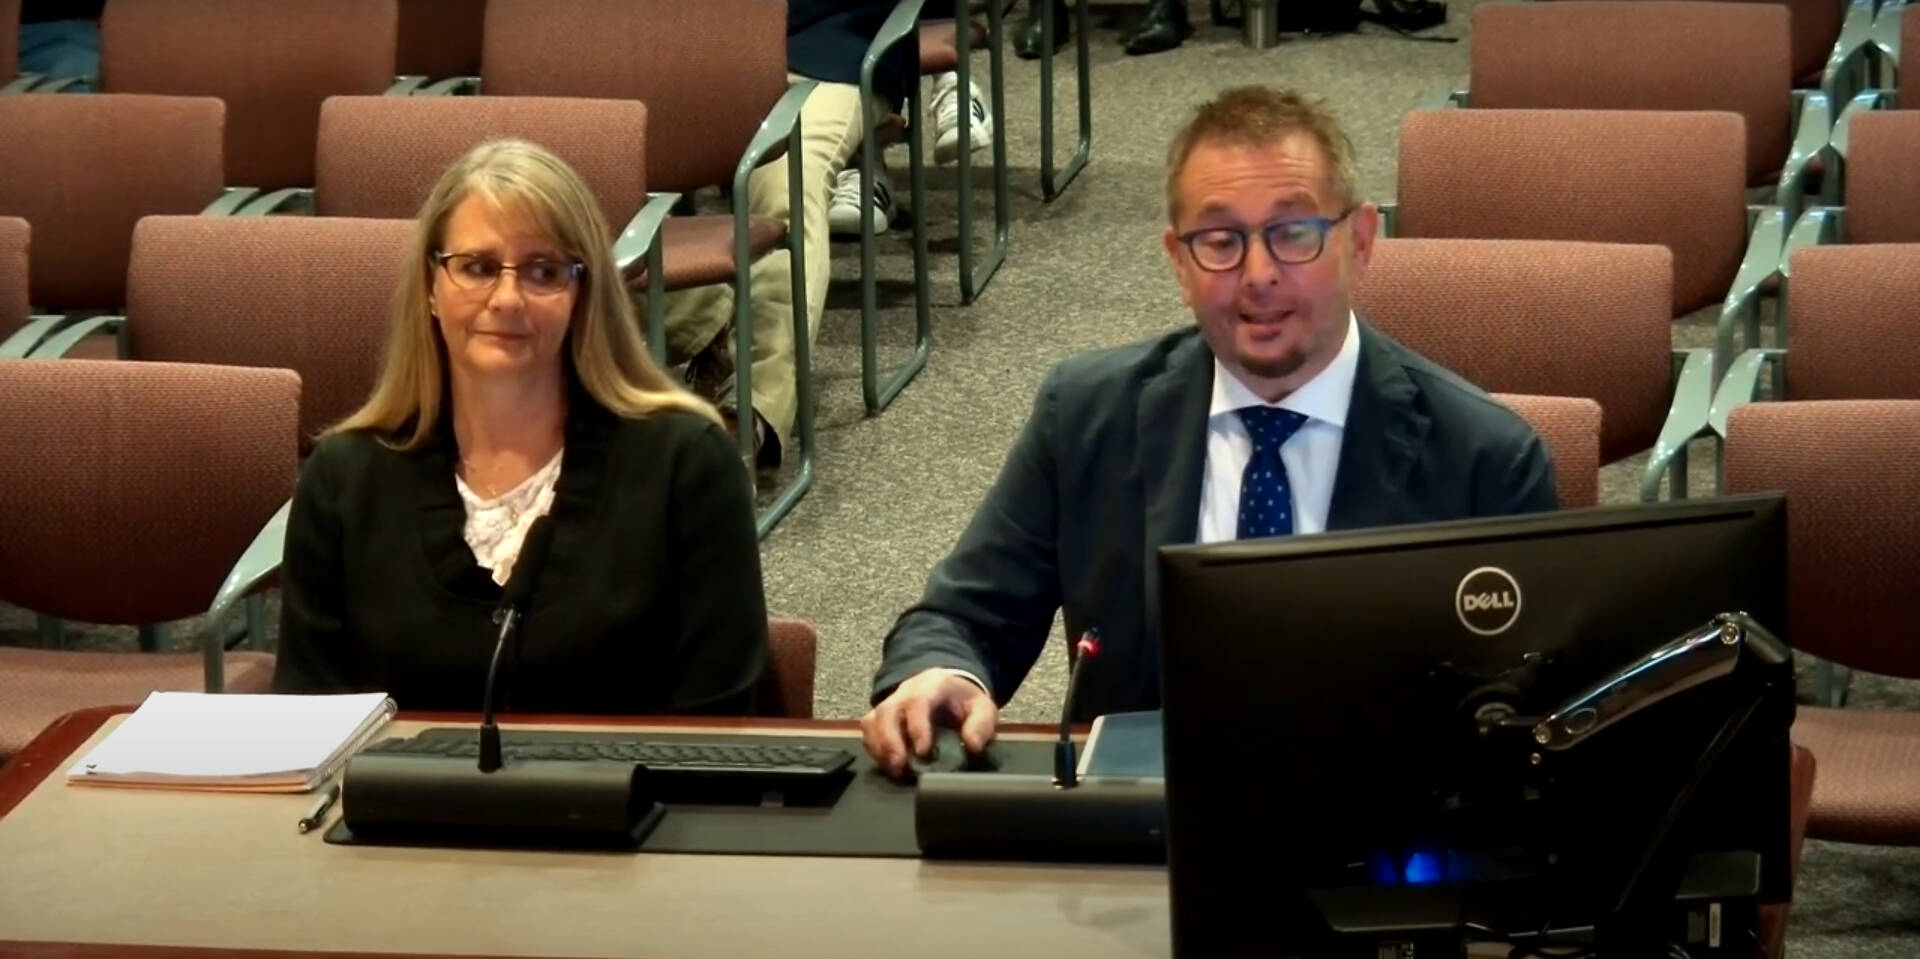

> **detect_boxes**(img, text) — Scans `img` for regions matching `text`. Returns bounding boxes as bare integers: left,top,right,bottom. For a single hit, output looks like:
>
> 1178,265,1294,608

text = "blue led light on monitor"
1401,851,1443,885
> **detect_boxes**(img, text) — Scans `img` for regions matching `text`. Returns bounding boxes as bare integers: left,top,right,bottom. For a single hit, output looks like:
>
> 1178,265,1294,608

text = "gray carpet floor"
3,2,1915,953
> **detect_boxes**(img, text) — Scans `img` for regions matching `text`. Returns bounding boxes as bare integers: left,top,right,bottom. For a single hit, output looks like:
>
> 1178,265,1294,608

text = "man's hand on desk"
860,668,998,779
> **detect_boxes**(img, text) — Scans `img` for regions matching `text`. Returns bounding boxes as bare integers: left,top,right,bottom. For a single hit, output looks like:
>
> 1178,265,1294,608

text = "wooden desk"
0,708,1171,959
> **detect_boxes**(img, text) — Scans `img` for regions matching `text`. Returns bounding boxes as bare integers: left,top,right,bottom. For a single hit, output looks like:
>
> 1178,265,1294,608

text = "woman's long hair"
329,138,716,448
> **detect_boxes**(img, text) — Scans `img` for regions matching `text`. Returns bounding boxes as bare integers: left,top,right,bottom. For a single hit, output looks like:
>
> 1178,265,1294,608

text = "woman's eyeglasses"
432,252,584,296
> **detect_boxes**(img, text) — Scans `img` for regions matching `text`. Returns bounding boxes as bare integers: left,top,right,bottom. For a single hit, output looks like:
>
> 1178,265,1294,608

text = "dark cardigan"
272,399,770,716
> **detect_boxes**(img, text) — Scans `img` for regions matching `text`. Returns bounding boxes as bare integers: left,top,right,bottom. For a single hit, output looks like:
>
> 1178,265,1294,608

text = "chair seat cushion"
1793,705,1920,845
643,214,789,291
0,648,276,759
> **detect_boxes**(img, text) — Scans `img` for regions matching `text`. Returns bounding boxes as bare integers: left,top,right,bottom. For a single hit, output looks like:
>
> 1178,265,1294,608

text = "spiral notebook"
67,691,396,793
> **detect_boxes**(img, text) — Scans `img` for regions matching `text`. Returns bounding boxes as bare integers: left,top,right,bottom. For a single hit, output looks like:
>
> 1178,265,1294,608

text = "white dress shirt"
1196,313,1361,543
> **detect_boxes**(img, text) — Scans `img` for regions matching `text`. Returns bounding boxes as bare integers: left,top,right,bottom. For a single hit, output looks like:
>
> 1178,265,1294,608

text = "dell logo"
1455,566,1522,636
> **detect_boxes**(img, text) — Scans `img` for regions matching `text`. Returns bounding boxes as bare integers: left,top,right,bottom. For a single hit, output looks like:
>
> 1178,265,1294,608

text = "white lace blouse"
455,449,564,586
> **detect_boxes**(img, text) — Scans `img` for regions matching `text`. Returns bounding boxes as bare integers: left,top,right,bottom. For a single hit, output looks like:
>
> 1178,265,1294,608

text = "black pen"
297,781,340,834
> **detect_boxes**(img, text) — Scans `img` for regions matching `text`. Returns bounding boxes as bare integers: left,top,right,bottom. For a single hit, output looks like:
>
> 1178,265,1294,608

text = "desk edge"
0,942,625,959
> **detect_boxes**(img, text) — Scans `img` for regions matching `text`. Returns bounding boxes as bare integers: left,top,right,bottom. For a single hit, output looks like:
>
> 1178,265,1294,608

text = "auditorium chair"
762,619,821,720
1388,108,1781,498
1558,0,1861,97
1709,243,1920,448
1801,89,1920,245
1701,243,1920,707
1754,110,1920,409
840,3,1004,414
98,0,411,195
1357,239,1672,470
0,360,296,758
0,95,238,359
0,0,25,92
1822,3,1916,200
25,216,413,650
1489,394,1603,508
1445,2,1826,219
0,218,24,342
396,0,485,82
28,217,408,452
1723,399,1920,847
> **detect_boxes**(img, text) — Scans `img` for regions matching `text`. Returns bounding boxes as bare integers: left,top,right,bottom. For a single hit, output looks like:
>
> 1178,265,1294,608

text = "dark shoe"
684,321,735,403
1015,0,1071,59
1124,0,1192,55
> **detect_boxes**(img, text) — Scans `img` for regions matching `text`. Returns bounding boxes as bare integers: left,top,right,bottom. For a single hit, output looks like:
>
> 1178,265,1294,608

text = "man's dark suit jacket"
871,322,1560,721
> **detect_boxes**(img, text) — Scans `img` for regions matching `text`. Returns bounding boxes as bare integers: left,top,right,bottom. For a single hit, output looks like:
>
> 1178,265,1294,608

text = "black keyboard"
359,732,856,803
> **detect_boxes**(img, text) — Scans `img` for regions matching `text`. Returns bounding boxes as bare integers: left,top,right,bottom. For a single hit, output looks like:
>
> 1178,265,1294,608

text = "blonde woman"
274,139,770,715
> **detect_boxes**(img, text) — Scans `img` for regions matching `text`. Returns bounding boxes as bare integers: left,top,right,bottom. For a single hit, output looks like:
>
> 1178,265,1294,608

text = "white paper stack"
66,691,396,793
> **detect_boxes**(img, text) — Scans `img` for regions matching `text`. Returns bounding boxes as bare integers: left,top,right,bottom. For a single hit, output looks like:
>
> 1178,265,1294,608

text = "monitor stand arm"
1535,612,1794,951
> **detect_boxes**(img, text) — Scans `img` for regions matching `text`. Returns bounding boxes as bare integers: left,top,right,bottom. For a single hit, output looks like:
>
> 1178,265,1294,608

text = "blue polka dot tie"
1235,406,1309,540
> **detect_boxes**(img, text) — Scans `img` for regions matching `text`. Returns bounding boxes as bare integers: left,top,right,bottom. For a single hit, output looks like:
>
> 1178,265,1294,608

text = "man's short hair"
1164,86,1360,223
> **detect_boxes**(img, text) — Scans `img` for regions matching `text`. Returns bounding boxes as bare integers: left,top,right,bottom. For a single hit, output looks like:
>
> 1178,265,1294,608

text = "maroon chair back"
1722,400,1920,678
1472,2,1791,185
101,0,399,191
315,95,647,233
0,216,25,338
397,0,485,79
480,0,787,193
127,216,414,447
1395,109,1748,317
1784,244,1920,401
0,0,18,80
1490,394,1602,508
1547,0,1841,85
0,95,225,311
0,360,299,625
1357,239,1672,464
1845,111,1920,244
762,618,819,720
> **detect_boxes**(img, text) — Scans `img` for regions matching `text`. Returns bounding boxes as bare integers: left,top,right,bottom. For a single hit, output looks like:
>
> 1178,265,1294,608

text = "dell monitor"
1157,493,1794,958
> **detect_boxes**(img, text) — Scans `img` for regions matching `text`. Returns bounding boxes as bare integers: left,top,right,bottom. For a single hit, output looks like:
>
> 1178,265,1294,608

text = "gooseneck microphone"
478,516,557,773
1053,630,1101,789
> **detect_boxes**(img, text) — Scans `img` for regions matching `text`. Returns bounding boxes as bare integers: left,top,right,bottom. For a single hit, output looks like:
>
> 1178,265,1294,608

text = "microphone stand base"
330,753,665,852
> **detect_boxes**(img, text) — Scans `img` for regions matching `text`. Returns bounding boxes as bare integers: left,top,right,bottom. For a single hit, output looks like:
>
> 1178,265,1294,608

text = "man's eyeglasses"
1177,207,1356,273
432,252,585,296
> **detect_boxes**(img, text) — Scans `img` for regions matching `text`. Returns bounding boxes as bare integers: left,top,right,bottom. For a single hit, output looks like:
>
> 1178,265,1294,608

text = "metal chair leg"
1814,658,1852,708
245,593,267,650
137,624,163,653
858,79,932,414
37,614,65,649
755,122,817,539
1039,0,1092,202
955,2,1010,305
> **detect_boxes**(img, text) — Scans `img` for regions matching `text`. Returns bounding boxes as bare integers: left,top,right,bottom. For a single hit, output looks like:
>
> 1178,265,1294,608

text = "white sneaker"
930,71,994,166
827,166,895,237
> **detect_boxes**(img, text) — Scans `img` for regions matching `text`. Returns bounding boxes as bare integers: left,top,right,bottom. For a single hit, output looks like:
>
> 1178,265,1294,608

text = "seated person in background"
861,86,1559,776
275,139,770,715
660,0,994,465
17,1,104,88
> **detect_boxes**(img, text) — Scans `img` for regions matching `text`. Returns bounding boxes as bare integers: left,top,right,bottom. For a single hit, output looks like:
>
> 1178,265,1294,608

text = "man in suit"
860,86,1558,776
